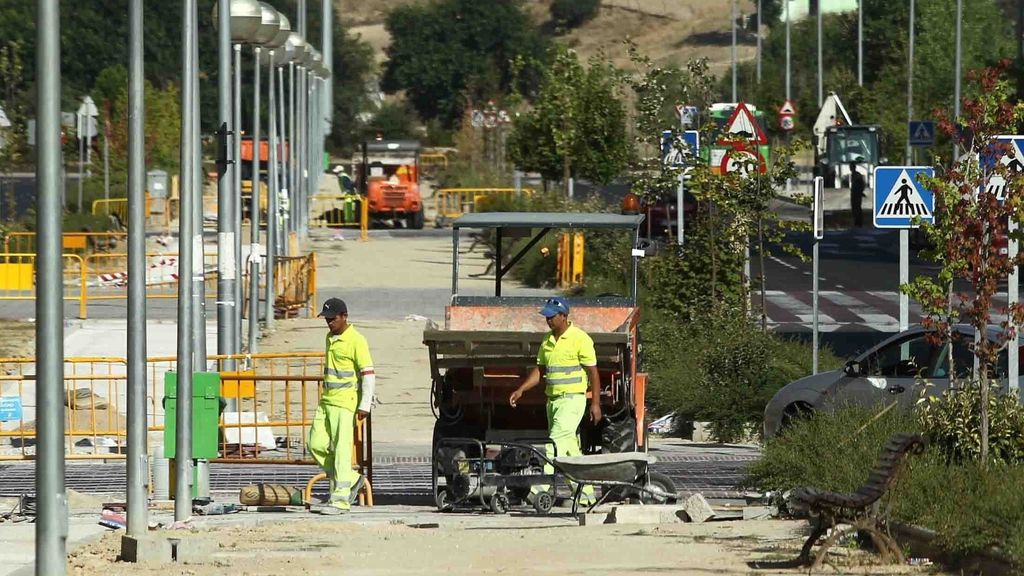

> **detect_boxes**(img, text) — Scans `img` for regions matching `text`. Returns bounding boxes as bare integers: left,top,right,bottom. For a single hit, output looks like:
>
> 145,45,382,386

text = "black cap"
318,298,348,319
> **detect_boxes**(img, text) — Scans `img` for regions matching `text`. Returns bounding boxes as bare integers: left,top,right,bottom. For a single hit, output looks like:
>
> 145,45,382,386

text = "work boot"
313,501,349,515
348,475,365,506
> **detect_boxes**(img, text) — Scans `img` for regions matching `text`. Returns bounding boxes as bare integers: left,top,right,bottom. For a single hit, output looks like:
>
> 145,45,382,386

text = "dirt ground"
67,515,940,576
0,319,35,358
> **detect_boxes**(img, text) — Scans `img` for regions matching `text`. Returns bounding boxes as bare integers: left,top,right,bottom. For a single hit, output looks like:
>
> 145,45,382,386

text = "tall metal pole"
217,0,238,372
174,0,197,522
277,66,288,257
817,0,823,108
249,46,263,352
78,123,84,212
322,0,333,132
288,61,296,245
192,18,207,372
785,0,790,98
103,131,110,203
126,0,148,538
266,50,278,332
234,45,244,353
35,0,67,571
900,0,915,333
858,0,864,86
756,0,761,83
731,0,737,102
954,0,962,161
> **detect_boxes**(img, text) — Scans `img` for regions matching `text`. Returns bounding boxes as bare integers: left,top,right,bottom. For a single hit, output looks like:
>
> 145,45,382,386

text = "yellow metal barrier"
273,252,317,318
420,152,449,170
84,252,218,305
4,231,126,254
91,196,152,223
433,188,534,227
0,357,130,459
164,195,219,229
0,253,87,318
309,193,369,240
557,232,584,288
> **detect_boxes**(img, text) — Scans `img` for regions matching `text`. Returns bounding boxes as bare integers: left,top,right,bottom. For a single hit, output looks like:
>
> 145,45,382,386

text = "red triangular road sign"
779,99,796,116
721,101,768,145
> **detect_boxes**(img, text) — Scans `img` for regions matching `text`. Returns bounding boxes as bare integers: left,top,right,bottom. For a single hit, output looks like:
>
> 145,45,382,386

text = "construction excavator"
813,92,883,189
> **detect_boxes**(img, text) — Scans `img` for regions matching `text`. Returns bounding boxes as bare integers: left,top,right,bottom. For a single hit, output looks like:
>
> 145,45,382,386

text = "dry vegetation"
345,0,758,76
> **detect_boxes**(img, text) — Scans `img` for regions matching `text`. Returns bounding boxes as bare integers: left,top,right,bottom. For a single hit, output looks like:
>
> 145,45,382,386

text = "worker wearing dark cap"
309,297,375,514
509,296,600,504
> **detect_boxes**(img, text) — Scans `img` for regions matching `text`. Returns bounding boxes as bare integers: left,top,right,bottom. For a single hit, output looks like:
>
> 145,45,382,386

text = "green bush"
744,406,920,493
917,383,1024,464
746,407,1024,568
550,0,600,29
647,310,843,443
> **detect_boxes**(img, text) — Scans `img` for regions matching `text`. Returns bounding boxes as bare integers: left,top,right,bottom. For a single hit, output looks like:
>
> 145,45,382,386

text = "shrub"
647,310,842,444
550,0,600,29
917,383,1024,464
746,407,1024,569
743,406,919,493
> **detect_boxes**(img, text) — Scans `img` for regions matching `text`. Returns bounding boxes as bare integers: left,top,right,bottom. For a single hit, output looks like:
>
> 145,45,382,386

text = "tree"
903,63,1024,465
506,46,630,188
735,0,1013,161
380,0,549,129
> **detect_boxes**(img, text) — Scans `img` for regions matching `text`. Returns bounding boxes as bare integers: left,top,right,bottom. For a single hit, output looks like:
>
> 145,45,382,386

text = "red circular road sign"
720,146,766,176
779,114,795,131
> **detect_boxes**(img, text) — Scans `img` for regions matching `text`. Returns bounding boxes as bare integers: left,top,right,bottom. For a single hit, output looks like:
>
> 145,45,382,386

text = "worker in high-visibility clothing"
509,296,601,504
309,297,375,514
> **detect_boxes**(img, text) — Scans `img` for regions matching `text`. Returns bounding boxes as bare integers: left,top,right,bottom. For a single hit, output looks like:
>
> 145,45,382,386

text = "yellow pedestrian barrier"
91,196,152,223
309,193,369,240
420,152,449,171
4,231,126,254
557,232,584,288
433,188,534,227
0,253,87,318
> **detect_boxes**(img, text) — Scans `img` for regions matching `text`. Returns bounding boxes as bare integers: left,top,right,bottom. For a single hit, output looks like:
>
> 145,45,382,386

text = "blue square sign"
661,129,700,167
0,396,23,421
909,120,936,147
873,166,935,229
980,136,1024,202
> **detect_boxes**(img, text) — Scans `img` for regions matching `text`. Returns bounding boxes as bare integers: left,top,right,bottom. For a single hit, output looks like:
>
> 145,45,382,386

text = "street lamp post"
214,0,262,372
263,10,290,333
247,3,281,354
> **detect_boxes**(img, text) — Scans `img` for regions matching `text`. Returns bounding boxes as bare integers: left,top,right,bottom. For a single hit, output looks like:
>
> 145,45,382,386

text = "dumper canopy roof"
353,140,421,166
443,212,645,333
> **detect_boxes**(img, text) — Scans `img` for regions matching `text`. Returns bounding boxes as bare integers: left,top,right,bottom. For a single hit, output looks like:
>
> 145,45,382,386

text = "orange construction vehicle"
239,136,290,220
423,212,670,513
353,139,425,229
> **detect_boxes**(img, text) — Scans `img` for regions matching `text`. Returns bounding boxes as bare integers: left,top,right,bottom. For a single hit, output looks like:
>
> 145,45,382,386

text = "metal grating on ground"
0,457,754,500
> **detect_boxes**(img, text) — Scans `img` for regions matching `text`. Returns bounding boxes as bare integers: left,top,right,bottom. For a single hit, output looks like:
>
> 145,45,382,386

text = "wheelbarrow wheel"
532,491,554,515
640,471,677,504
490,493,510,514
434,487,452,512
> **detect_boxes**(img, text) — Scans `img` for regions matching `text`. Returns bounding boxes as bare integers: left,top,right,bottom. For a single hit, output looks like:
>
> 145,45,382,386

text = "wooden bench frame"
790,432,928,569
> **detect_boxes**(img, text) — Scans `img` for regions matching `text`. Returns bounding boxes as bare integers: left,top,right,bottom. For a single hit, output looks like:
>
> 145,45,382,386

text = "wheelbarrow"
553,452,677,515
433,439,676,515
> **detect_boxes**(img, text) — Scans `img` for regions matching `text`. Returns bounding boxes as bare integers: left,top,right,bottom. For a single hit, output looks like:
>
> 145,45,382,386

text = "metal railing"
4,231,127,254
309,193,369,240
420,152,449,170
0,253,87,318
0,250,315,319
91,196,152,223
433,188,534,227
557,232,585,288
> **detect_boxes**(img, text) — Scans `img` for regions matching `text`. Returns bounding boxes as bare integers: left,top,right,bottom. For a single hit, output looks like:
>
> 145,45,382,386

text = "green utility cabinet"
163,371,222,460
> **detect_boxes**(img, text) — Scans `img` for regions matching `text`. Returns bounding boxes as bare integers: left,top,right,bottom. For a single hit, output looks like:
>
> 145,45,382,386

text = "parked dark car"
764,325,1019,438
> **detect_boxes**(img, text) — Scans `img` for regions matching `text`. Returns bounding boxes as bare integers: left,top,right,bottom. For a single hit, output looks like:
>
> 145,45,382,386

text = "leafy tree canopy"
734,0,1012,161
507,46,629,186
380,0,549,129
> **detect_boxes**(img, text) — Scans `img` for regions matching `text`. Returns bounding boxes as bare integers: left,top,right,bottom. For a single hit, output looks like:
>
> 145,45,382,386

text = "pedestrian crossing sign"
980,136,1024,202
873,166,935,229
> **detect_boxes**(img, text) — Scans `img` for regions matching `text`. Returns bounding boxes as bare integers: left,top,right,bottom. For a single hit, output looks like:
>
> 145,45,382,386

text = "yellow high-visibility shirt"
322,325,373,411
536,323,597,397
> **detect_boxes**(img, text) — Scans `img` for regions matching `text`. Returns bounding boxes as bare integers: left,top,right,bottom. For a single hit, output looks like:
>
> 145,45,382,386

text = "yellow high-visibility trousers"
309,403,359,510
534,393,595,501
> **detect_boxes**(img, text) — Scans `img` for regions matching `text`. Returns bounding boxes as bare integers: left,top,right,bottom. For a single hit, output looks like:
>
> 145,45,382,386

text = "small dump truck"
352,139,425,229
423,212,650,510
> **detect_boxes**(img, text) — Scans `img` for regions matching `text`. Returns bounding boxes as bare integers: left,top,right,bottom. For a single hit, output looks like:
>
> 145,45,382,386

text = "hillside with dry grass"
343,0,757,78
